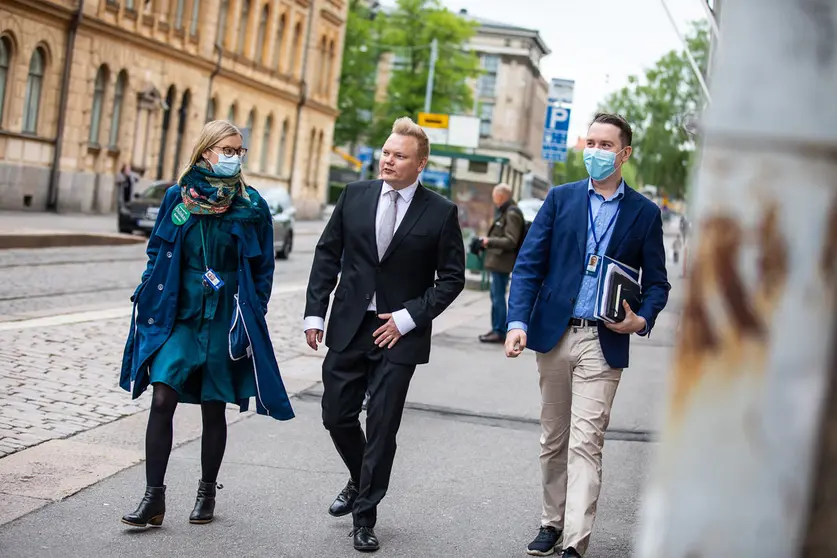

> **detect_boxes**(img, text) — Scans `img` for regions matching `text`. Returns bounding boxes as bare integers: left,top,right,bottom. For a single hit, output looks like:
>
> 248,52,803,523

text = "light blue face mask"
583,147,625,181
211,151,241,177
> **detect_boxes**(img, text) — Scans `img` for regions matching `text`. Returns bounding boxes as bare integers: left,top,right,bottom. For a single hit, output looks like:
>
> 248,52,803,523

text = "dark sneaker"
526,526,562,556
561,548,581,557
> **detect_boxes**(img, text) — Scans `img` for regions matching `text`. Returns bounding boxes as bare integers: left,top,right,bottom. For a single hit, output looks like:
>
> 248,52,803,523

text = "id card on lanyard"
585,197,619,276
199,220,225,291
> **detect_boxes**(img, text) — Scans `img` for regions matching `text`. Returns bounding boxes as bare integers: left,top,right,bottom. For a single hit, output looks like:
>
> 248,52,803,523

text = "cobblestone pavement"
0,288,310,458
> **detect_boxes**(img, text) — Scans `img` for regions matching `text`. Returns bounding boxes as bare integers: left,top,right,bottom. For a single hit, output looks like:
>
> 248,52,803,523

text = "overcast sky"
386,0,711,143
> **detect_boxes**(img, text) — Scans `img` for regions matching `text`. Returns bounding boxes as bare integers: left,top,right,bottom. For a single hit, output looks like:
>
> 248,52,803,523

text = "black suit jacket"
304,179,466,365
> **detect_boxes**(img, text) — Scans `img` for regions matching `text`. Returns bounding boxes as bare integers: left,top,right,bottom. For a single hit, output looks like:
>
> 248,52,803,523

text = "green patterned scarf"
180,161,251,215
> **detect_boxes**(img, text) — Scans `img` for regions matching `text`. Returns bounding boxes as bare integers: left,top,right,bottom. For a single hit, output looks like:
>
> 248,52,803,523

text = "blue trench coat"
119,185,295,421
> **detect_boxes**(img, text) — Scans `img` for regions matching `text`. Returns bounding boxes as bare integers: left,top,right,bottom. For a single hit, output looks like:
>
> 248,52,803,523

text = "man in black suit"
303,117,466,552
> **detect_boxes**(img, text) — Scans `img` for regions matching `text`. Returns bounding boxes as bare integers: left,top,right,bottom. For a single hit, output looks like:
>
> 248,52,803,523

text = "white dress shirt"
302,180,419,336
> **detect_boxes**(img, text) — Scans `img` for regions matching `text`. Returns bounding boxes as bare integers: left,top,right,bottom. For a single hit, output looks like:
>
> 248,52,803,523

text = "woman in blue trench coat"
119,120,294,528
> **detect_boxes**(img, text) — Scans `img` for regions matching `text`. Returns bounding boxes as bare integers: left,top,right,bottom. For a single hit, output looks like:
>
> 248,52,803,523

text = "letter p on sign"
547,107,570,130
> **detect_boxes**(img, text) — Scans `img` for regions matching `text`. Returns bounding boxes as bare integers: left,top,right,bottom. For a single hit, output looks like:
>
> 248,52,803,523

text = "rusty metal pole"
635,0,837,556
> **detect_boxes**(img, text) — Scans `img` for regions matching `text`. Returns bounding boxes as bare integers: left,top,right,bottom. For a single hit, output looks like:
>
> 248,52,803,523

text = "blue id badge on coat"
585,253,601,276
202,268,225,291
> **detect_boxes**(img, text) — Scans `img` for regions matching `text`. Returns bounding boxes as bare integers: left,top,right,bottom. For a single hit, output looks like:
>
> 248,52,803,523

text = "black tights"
145,383,228,487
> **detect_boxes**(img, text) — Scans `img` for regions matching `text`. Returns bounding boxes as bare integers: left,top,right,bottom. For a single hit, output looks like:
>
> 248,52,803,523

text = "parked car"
118,180,173,236
261,187,296,260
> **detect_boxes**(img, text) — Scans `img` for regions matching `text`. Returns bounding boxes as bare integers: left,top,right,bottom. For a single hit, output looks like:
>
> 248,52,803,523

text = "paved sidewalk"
0,284,679,557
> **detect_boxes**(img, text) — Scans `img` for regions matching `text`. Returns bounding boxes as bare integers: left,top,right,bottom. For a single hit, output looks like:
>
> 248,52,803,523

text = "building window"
327,40,335,96
190,0,201,36
274,14,286,71
479,54,499,98
108,71,127,148
468,160,488,174
157,85,176,180
126,0,135,9
243,109,255,169
306,128,316,187
261,115,272,172
237,0,250,55
174,0,186,29
206,96,216,122
479,102,494,137
277,119,288,175
317,37,327,94
256,5,269,65
290,21,302,77
216,0,228,47
0,37,11,128
89,65,109,145
173,89,191,174
227,102,237,124
23,47,46,134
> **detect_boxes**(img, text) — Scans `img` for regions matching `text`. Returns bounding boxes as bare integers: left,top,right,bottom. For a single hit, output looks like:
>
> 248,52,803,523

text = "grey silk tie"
377,189,399,259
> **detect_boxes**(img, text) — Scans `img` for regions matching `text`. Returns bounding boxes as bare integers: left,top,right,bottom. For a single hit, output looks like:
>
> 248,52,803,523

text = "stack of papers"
594,256,641,324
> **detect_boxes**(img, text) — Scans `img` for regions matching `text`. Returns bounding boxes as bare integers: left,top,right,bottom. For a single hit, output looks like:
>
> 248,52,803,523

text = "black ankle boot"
189,480,222,524
121,486,166,527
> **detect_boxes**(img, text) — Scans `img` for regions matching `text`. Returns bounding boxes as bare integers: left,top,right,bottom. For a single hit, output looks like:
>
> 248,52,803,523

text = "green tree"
600,21,709,198
333,0,381,147
369,0,481,145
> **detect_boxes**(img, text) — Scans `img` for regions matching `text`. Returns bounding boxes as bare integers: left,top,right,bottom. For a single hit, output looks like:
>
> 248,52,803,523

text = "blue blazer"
119,186,295,421
507,179,670,369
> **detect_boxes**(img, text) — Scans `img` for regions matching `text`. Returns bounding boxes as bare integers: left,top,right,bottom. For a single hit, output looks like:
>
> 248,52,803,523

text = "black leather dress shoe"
329,479,358,517
352,526,379,552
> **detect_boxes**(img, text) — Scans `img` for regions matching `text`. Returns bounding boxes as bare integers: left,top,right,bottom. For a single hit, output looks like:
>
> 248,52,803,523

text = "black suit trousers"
321,312,416,528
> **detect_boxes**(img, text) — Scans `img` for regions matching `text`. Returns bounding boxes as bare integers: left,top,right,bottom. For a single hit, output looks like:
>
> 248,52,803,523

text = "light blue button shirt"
508,179,625,332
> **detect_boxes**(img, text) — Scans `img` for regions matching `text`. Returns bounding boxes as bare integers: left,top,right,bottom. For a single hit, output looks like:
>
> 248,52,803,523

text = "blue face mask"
211,152,241,177
583,147,624,181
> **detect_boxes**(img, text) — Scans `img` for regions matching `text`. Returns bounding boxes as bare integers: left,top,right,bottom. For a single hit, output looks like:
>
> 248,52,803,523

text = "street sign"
418,113,449,128
420,168,451,189
542,106,571,162
357,146,373,166
548,78,575,105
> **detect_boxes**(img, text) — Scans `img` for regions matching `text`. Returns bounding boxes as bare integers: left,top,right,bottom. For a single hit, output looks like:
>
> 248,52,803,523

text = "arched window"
189,0,201,36
315,131,324,188
89,65,109,144
261,115,272,172
227,102,237,124
216,0,228,47
327,40,336,96
243,108,255,169
237,0,250,55
306,128,316,187
173,90,191,174
317,37,327,94
108,71,127,148
0,37,12,127
274,14,286,71
174,0,186,29
290,21,302,77
256,5,269,65
276,119,288,175
157,85,176,179
23,47,46,134
206,96,217,122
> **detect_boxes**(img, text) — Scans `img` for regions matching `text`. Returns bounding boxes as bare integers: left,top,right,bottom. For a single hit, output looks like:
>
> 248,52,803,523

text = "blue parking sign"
542,106,571,163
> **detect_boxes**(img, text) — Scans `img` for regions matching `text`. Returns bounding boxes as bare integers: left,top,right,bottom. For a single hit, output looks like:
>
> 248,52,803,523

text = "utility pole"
423,38,438,114
635,1,837,556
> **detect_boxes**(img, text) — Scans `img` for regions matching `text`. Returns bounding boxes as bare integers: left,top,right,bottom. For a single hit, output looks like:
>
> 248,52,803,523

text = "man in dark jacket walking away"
478,183,525,344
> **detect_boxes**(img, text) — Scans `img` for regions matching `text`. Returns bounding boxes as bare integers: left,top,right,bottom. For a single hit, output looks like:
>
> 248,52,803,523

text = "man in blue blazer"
505,113,670,557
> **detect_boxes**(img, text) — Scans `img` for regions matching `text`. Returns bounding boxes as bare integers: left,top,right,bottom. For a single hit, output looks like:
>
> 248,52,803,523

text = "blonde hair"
177,120,244,184
391,117,430,160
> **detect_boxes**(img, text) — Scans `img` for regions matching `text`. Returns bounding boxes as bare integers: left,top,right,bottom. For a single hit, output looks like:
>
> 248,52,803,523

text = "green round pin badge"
172,203,191,226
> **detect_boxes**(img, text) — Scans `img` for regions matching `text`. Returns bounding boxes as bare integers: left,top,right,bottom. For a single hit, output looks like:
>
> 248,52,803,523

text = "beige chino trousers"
535,325,622,555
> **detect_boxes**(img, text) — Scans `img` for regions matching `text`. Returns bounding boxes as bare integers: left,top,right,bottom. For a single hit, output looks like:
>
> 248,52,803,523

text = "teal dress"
149,210,257,404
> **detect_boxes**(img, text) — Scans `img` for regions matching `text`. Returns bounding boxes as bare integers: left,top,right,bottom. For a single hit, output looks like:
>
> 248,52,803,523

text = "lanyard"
588,196,620,253
198,220,211,271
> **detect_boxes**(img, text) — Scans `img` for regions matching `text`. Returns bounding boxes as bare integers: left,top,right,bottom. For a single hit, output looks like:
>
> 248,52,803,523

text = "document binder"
594,256,641,323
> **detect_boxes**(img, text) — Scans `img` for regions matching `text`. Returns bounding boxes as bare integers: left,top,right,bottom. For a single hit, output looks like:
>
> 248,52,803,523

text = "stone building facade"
0,0,346,217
